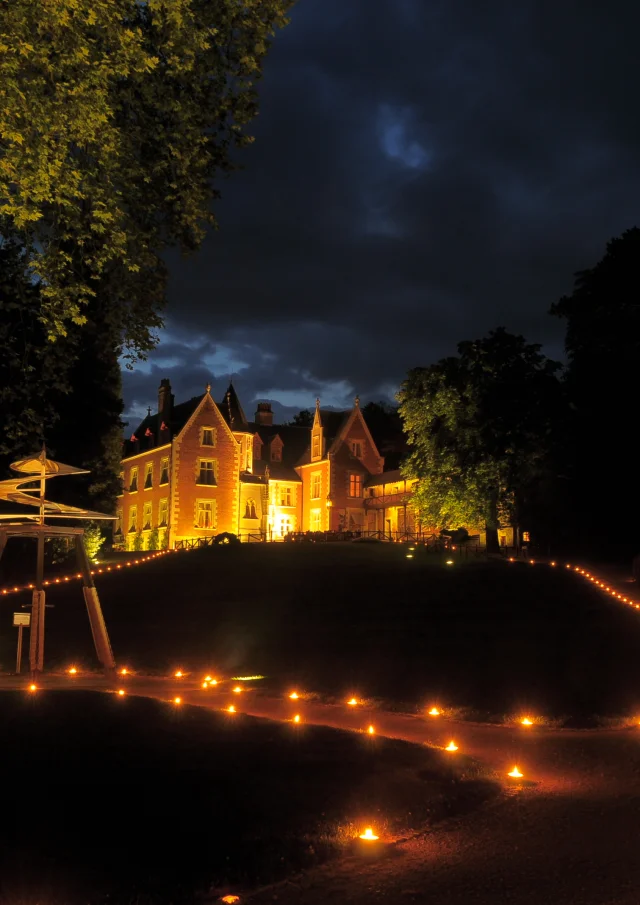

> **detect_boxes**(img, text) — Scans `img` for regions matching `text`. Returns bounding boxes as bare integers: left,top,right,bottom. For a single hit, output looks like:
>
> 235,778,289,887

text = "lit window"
128,506,137,533
349,474,362,497
312,434,320,459
310,508,322,531
201,427,216,447
196,500,216,529
144,462,153,489
160,457,169,485
197,459,216,485
280,486,292,507
159,499,168,527
143,501,152,530
311,472,321,499
351,441,362,458
244,499,258,519
522,531,530,543
129,467,138,492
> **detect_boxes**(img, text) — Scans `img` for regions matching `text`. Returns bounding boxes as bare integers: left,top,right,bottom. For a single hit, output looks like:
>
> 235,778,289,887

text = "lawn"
2,544,640,720
0,690,495,905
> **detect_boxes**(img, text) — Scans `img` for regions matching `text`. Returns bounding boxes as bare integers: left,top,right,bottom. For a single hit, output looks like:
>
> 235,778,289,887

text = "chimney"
158,378,173,423
255,402,273,426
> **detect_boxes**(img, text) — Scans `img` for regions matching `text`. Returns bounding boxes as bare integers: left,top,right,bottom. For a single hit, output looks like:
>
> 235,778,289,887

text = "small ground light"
293,714,301,723
28,684,37,693
428,707,440,716
521,717,533,726
406,553,413,559
220,896,240,904
233,686,242,693
67,667,77,675
508,766,523,778
289,691,299,700
174,697,182,705
445,559,454,565
227,705,236,713
359,828,379,841
117,689,126,696
174,670,183,678
445,740,458,752
347,697,358,706
368,725,375,735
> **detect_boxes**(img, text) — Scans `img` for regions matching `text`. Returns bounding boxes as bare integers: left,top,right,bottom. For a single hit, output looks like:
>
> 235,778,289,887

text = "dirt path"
3,676,639,903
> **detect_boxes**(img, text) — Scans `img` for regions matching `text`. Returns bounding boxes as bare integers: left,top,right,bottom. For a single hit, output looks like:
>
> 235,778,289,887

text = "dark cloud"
123,0,640,416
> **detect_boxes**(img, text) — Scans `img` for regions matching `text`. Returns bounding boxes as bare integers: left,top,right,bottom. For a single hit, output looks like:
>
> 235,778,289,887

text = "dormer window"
312,435,320,459
271,439,282,462
350,441,363,458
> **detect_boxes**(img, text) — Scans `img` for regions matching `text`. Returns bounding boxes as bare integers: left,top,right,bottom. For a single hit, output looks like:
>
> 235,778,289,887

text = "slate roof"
218,383,249,431
364,469,407,488
123,395,202,458
251,423,309,478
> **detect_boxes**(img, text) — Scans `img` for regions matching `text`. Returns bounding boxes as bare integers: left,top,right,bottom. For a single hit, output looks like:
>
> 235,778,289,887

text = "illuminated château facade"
115,380,418,549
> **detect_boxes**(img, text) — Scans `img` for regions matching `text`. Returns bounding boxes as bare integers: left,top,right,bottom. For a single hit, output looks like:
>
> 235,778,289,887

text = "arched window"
244,499,258,519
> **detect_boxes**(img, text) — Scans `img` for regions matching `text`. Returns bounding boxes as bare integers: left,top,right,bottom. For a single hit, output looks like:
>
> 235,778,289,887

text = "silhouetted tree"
290,409,313,427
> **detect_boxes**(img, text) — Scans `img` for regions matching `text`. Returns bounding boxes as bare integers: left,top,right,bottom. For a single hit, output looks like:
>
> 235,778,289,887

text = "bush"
132,531,144,552
84,523,105,562
147,527,159,551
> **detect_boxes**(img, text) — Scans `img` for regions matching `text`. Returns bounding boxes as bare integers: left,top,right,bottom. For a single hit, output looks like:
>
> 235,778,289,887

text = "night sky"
122,0,640,427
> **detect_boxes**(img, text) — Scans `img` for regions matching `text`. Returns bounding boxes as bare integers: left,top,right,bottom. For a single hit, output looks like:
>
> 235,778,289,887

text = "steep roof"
123,395,202,458
218,383,249,432
365,469,406,487
320,410,350,444
251,423,310,474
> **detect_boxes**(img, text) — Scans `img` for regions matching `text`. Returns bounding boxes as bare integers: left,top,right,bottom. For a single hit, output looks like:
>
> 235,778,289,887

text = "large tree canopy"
398,329,564,551
550,227,640,555
0,0,292,358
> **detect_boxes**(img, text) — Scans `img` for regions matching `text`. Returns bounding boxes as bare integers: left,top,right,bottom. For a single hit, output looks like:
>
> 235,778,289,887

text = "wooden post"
16,623,24,674
76,535,116,673
29,529,46,675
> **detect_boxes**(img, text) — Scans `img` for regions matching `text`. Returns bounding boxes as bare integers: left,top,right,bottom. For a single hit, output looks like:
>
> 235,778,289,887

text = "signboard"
13,612,31,627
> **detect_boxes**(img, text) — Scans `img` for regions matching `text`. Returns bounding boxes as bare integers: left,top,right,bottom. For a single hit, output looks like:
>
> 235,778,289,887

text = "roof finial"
315,397,320,410
354,394,360,408
147,406,152,417
205,382,211,394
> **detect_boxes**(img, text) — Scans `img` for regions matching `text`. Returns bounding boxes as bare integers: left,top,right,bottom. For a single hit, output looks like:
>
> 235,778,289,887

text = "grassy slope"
2,544,640,718
0,690,495,905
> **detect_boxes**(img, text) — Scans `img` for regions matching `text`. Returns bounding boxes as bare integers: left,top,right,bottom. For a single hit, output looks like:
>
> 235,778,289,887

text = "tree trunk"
485,497,500,554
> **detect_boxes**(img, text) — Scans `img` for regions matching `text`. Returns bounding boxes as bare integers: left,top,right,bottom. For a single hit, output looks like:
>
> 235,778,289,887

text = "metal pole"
16,624,23,674
29,528,46,675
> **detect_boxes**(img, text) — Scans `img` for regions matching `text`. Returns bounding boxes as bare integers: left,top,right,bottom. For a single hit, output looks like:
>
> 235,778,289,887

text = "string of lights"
0,549,176,597
505,557,639,608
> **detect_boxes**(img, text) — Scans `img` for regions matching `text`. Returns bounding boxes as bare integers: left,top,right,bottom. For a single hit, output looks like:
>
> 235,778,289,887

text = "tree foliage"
550,227,640,554
290,409,313,427
398,329,564,551
0,0,293,359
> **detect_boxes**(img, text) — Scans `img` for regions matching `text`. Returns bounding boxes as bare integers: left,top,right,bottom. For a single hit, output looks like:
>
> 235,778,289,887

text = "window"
196,500,216,529
197,459,216,485
160,457,169,485
159,498,168,528
279,516,292,537
312,434,320,459
350,441,362,458
201,427,216,447
114,509,123,535
128,506,137,533
280,486,292,507
311,472,321,499
244,499,258,519
143,501,152,530
144,462,153,489
368,487,375,498
310,508,322,531
129,467,138,492
271,443,282,462
349,474,363,498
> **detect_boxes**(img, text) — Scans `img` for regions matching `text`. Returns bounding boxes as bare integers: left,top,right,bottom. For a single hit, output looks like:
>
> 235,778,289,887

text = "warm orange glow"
406,554,413,559
227,705,236,713
28,683,37,692
521,717,533,726
550,561,556,566
428,707,440,716
368,725,375,735
174,697,182,705
359,827,379,841
204,675,213,682
202,681,209,689
210,679,218,686
174,670,183,678
445,559,454,565
508,766,523,778
220,896,240,904
233,686,242,693
120,668,128,675
117,689,125,697
445,741,458,752
67,667,77,675
508,557,515,562
347,697,358,706
529,559,535,565
289,692,299,700
293,714,301,723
